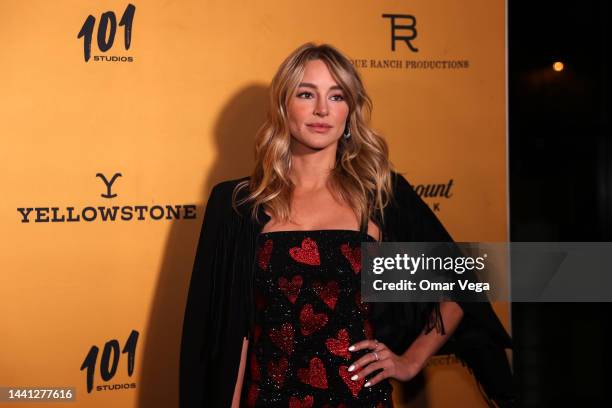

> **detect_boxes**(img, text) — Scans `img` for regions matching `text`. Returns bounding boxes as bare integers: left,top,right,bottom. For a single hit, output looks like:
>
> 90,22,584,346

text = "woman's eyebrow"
297,82,343,90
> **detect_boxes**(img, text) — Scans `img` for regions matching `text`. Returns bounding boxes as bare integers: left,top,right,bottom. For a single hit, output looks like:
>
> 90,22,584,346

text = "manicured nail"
347,365,355,372
348,345,355,351
351,374,358,381
364,381,371,387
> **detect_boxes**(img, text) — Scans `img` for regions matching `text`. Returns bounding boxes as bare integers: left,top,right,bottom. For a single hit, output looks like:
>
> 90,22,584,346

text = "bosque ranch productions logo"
351,12,469,70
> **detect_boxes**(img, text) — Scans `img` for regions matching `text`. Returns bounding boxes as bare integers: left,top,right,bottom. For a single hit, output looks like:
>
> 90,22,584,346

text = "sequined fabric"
243,230,394,408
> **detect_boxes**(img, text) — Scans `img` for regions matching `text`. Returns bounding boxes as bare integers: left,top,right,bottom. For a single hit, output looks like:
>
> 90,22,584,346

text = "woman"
180,43,514,407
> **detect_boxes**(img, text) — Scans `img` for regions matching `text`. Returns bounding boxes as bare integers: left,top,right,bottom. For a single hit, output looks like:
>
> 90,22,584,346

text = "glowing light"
553,61,564,72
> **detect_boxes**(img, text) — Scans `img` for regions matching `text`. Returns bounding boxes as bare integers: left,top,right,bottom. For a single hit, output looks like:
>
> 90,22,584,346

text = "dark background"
509,0,611,406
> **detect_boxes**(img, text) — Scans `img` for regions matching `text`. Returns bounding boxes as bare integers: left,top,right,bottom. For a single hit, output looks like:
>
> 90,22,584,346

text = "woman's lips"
306,124,332,133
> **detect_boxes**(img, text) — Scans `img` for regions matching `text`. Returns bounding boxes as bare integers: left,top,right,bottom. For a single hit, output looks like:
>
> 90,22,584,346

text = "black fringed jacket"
179,172,514,407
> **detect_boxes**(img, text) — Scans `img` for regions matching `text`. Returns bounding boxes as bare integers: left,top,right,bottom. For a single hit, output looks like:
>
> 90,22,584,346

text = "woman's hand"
346,339,423,388
347,303,464,388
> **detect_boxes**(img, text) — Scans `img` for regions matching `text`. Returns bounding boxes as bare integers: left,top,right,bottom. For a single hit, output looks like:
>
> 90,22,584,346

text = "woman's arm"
400,301,464,373
231,337,249,408
346,301,464,386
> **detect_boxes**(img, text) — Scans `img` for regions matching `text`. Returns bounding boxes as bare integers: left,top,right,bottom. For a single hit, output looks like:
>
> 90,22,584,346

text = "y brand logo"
96,173,122,199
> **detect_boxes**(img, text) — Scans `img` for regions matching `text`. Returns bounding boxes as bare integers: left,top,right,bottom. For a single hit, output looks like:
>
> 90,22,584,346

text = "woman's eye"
297,91,313,99
330,94,345,101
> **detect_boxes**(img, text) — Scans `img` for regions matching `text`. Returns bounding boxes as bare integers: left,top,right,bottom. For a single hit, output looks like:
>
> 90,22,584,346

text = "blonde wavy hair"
233,42,394,236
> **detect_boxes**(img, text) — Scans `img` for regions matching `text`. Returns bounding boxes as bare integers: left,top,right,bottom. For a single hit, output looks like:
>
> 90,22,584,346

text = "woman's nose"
314,98,328,116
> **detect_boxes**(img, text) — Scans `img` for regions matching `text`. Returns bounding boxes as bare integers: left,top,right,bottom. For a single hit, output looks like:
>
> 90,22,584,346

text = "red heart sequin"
289,237,320,265
246,383,259,407
312,280,339,310
299,304,328,336
278,275,303,304
325,329,352,360
257,238,273,270
339,365,365,398
250,353,261,381
340,243,361,273
289,395,314,408
297,357,328,389
267,356,288,388
269,322,294,355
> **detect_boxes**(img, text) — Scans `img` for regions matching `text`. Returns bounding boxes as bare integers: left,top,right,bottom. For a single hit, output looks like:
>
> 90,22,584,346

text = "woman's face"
287,59,349,153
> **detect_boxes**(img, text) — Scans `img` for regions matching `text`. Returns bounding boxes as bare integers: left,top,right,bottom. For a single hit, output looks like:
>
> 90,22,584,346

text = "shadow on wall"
136,84,269,408
393,374,429,407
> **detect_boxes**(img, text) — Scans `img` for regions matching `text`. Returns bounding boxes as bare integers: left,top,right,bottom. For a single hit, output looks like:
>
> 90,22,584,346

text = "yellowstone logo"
78,3,136,62
16,172,197,223
80,330,139,393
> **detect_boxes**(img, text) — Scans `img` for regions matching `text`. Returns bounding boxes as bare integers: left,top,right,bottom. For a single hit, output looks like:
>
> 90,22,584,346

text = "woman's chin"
291,137,339,153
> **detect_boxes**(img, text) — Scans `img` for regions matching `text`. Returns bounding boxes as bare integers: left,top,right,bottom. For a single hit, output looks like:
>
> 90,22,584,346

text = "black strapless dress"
242,229,394,408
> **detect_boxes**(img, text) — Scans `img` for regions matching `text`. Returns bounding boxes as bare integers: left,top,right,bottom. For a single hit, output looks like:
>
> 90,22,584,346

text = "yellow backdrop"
0,1,508,407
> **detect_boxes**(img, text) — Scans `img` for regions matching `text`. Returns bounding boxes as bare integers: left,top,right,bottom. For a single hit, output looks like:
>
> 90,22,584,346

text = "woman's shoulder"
209,176,250,198
205,176,251,217
389,170,420,203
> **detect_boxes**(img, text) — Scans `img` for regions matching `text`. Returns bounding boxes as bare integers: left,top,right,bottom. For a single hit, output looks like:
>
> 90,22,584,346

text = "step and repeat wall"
0,1,507,407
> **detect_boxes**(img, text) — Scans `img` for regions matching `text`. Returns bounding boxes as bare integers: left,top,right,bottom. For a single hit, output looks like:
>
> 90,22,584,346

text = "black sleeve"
393,172,454,242
394,173,511,345
179,183,225,408
394,173,515,404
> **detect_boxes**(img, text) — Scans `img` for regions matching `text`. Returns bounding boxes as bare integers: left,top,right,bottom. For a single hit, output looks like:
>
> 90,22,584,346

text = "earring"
343,126,351,139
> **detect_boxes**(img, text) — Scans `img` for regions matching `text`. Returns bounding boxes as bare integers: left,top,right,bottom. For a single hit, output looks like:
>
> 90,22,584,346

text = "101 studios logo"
78,3,136,63
81,330,139,393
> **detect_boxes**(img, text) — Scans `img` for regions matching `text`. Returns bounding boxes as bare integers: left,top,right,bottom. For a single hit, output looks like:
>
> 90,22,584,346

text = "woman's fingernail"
351,374,358,381
364,381,371,387
348,345,355,351
348,365,355,372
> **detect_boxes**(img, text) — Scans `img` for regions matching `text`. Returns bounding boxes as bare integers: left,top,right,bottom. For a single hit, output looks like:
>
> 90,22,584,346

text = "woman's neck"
289,151,336,191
